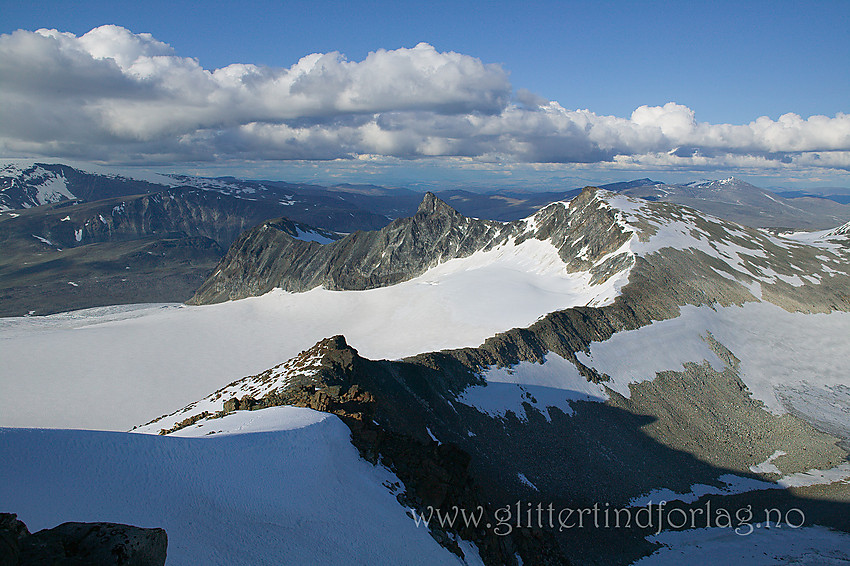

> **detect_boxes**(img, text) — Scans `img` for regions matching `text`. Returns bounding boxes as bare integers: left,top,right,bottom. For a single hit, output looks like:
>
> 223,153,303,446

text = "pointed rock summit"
190,190,514,303
416,191,460,217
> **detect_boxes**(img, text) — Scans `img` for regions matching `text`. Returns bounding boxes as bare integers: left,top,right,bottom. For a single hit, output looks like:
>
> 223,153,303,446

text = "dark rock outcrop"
0,514,167,566
0,514,27,566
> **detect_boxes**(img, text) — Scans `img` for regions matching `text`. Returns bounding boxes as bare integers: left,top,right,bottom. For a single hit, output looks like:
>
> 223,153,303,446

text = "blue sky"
1,0,848,190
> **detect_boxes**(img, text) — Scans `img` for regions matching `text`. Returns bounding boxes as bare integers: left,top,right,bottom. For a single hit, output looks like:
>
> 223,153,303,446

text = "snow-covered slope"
0,195,632,431
605,191,850,289
575,302,850,415
457,352,607,422
0,163,76,210
775,220,850,252
454,301,850,437
0,406,481,565
0,248,618,430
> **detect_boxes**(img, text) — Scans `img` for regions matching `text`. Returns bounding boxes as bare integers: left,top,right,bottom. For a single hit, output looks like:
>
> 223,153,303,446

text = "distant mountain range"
611,176,850,230
774,190,850,205
0,161,578,224
2,161,850,316
4,162,849,228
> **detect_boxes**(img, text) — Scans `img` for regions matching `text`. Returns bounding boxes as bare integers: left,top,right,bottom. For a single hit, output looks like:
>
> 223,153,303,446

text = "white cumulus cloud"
0,25,848,174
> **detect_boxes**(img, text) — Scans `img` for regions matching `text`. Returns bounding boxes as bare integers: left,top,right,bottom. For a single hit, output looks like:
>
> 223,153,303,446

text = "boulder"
1,514,167,566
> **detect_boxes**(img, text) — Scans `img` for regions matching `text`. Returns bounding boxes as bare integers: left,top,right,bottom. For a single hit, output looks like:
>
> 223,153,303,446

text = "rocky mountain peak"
415,191,459,217
190,183,644,304
699,176,756,190
320,334,350,351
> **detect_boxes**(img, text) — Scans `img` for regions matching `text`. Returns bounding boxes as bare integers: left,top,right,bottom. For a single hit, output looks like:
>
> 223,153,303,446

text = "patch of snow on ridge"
168,406,329,437
31,234,59,248
294,227,336,244
576,308,726,399
0,407,469,566
602,191,847,285
749,450,786,475
628,474,776,507
577,302,850,415
456,353,608,422
522,201,566,233
517,473,539,491
456,540,487,566
34,171,74,205
0,234,628,431
165,174,246,192
783,224,850,252
777,463,850,488
629,462,850,507
607,192,763,262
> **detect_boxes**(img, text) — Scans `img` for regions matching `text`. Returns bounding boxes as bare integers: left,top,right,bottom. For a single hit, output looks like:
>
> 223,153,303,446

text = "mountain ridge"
0,187,339,316
611,176,850,230
6,160,850,231
189,188,635,304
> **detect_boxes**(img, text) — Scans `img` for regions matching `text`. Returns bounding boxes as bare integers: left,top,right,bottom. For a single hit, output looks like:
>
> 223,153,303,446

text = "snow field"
0,406,482,566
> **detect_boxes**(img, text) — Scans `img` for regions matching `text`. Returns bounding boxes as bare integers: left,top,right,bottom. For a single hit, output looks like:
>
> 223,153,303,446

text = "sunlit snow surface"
0,237,623,430
0,163,76,209
0,407,482,566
